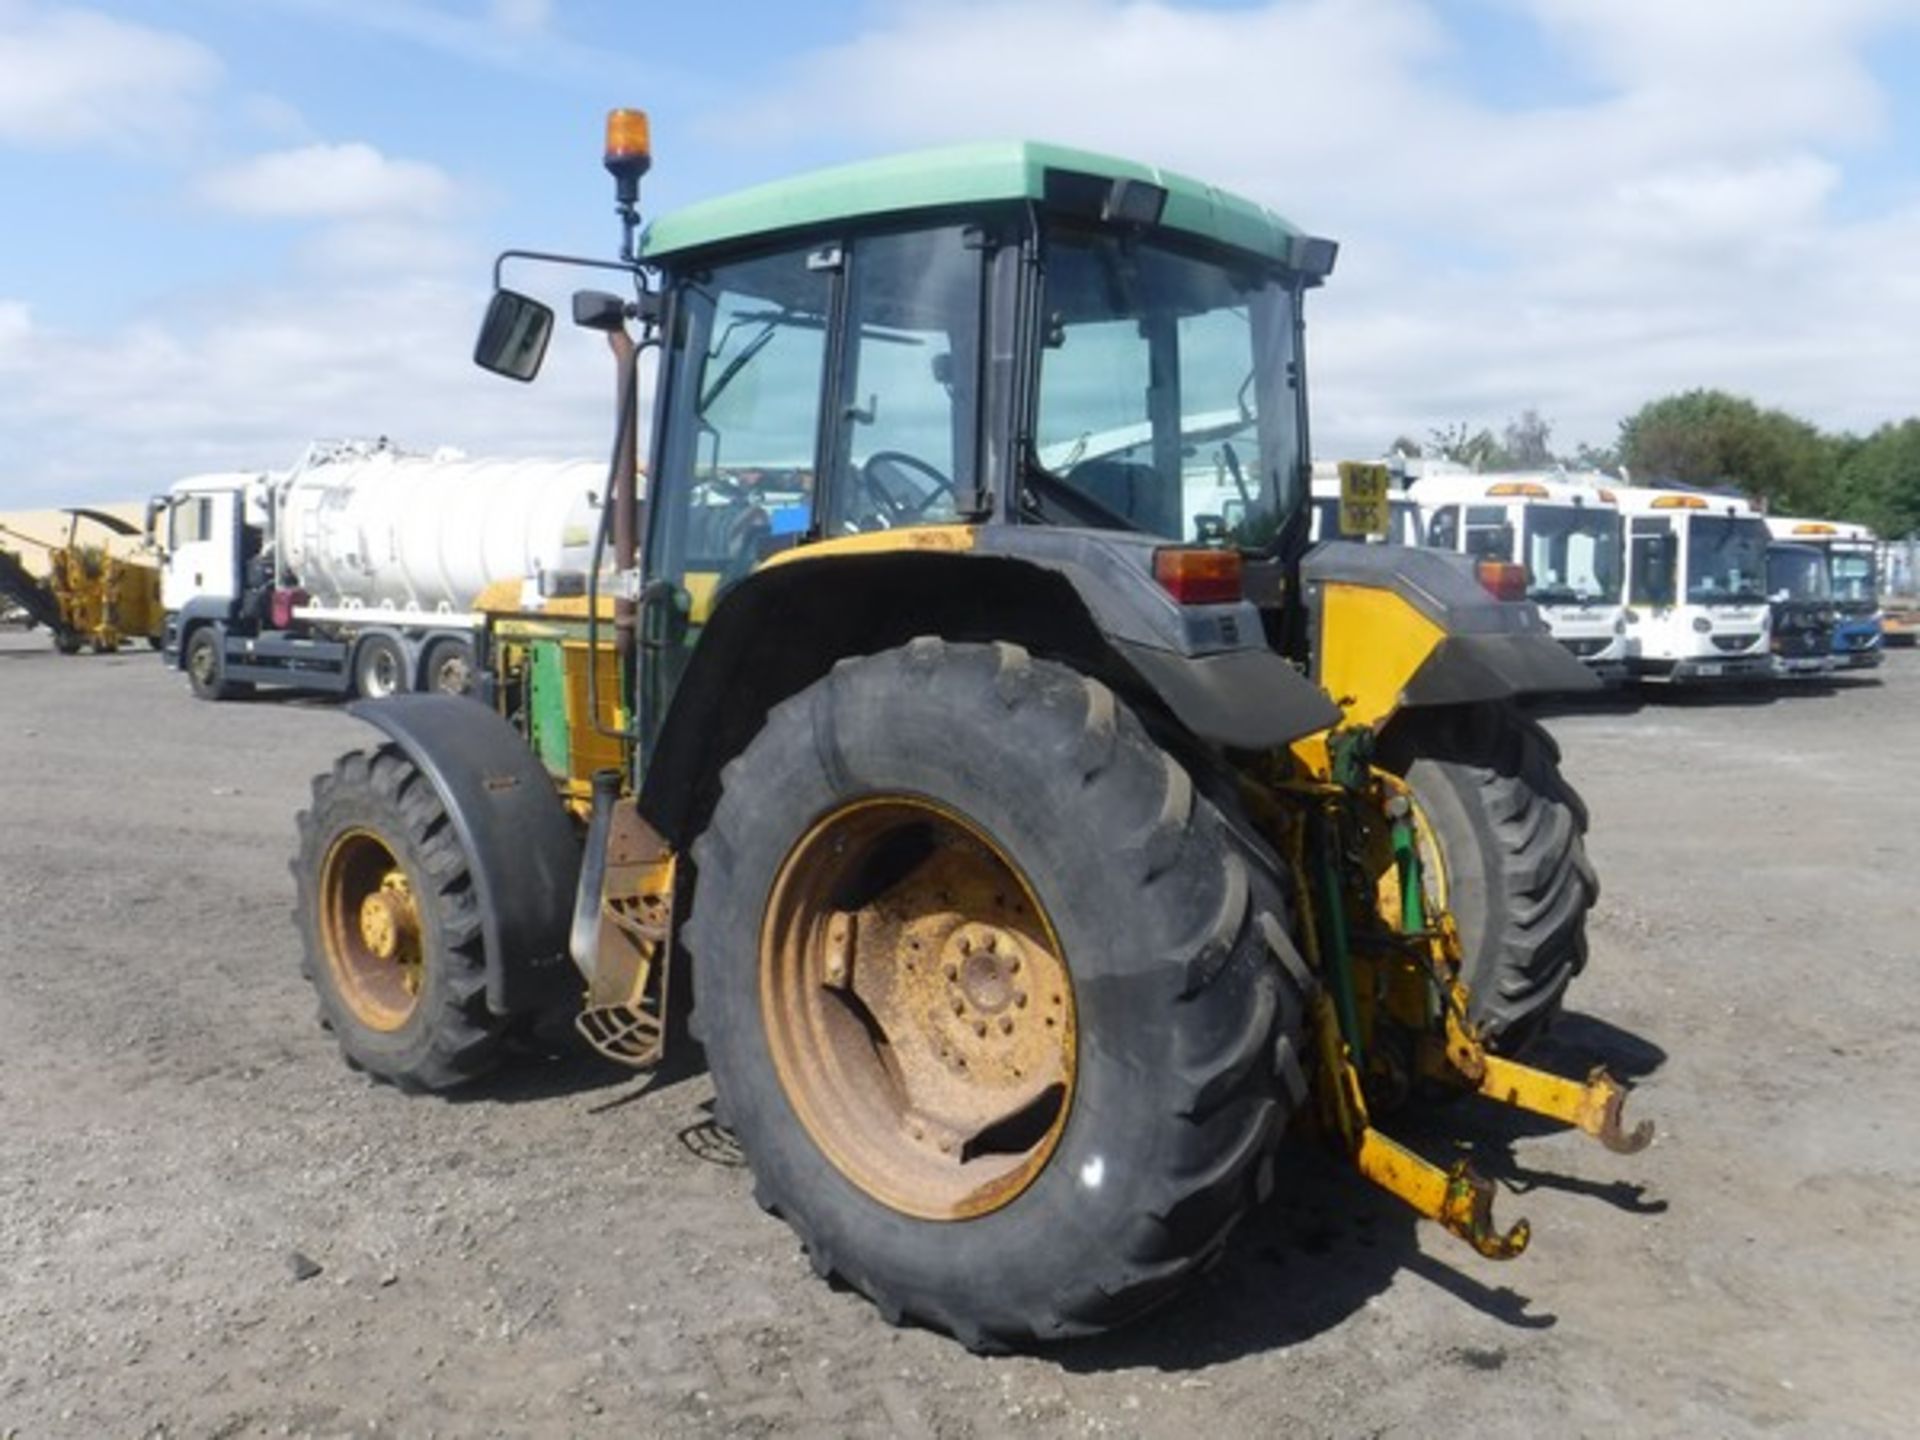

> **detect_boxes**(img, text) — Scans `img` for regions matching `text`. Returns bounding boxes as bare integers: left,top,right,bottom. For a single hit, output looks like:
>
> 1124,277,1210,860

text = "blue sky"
4,0,1919,504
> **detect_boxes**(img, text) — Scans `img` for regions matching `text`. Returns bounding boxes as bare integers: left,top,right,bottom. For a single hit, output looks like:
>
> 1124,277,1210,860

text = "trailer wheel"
353,633,409,700
424,637,476,696
184,626,251,701
292,745,507,1091
1381,701,1597,1054
686,639,1311,1348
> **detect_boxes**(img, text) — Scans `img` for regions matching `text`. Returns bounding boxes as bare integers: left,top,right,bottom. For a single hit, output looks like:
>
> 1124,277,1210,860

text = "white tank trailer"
155,439,608,701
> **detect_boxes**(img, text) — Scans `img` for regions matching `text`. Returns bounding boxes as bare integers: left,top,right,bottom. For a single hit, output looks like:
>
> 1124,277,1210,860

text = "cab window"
824,226,981,534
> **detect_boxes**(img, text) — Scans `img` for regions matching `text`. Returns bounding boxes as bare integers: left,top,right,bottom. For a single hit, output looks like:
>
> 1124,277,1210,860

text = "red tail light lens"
1476,559,1528,603
1153,547,1243,605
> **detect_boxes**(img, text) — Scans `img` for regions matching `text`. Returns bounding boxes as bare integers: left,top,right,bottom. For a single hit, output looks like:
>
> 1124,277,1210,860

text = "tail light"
1475,560,1528,603
1153,547,1243,605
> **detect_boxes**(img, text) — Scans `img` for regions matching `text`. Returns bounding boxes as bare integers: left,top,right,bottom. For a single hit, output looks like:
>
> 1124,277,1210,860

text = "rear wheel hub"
761,797,1076,1221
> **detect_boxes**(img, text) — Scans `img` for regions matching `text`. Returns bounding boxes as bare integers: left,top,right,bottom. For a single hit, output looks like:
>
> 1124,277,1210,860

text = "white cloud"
0,2,220,152
715,0,1920,455
196,142,459,222
0,271,621,507
490,0,552,30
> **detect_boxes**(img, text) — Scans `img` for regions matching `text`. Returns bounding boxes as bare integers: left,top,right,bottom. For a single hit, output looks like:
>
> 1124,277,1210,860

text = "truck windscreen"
1686,516,1770,604
1523,504,1619,604
1829,544,1877,606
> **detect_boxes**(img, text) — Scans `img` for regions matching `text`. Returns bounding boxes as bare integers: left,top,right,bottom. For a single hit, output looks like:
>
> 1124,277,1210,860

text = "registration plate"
1694,662,1723,677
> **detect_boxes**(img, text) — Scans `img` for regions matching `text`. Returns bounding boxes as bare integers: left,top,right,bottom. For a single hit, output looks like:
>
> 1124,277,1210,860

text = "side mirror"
473,289,554,382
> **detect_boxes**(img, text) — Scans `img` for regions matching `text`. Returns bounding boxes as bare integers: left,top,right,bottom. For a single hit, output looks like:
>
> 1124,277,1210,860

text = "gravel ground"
1,629,1914,1438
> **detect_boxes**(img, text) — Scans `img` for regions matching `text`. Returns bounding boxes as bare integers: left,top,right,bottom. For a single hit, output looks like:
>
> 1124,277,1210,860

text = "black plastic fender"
348,694,582,1016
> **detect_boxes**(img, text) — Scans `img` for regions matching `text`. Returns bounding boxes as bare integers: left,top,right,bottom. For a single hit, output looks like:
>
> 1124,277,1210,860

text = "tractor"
291,112,1649,1348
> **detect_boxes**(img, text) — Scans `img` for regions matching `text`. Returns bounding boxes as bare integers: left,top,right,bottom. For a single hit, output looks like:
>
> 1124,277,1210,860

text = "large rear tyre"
685,639,1311,1348
292,745,507,1092
1381,702,1597,1054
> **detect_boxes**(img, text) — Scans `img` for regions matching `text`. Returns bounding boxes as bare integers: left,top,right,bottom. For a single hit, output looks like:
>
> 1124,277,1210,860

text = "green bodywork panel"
641,140,1306,264
527,641,572,777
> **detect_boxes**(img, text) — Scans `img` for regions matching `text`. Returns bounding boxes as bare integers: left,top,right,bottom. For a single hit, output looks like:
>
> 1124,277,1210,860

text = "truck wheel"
424,637,476,696
185,626,251,700
292,745,507,1091
353,633,409,699
1381,702,1597,1054
685,639,1311,1348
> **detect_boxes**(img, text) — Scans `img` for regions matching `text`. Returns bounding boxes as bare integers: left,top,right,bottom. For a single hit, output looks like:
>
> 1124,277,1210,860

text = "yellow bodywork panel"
1310,582,1446,734
757,524,977,570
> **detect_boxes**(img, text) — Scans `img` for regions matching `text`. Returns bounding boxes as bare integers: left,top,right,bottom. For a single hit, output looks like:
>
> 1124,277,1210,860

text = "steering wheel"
860,450,957,526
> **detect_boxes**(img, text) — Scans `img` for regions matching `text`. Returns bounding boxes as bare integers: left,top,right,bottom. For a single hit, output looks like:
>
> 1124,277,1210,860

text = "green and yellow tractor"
291,113,1648,1348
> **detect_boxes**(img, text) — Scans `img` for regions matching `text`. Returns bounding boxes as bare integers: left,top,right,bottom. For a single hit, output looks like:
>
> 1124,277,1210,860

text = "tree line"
1388,390,1920,538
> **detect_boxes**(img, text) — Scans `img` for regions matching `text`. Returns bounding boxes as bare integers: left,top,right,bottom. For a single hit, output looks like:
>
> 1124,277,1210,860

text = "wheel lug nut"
983,933,997,953
951,997,966,1016
1015,991,1028,1008
959,937,972,955
998,1015,1014,1035
944,962,958,981
973,1020,987,1038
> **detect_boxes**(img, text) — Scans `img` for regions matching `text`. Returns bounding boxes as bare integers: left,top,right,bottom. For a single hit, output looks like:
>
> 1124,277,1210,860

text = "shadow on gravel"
1058,1009,1668,1372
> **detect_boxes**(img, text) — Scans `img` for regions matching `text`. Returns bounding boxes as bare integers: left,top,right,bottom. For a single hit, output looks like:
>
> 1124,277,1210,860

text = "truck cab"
1764,541,1837,677
152,472,267,654
1613,486,1772,683
1765,519,1883,669
1412,471,1627,679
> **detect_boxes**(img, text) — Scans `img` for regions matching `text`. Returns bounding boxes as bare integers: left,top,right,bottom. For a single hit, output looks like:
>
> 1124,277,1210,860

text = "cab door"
161,489,239,613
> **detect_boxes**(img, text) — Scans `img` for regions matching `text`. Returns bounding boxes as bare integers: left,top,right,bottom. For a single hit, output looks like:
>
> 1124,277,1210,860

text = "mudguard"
349,694,581,1016
1302,542,1597,731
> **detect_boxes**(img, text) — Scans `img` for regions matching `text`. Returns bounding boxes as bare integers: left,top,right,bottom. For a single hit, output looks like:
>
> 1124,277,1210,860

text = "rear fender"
1302,542,1597,735
638,543,1340,848
349,694,581,1016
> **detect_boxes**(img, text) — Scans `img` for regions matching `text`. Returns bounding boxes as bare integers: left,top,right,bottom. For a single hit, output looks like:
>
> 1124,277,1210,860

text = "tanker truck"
154,438,606,700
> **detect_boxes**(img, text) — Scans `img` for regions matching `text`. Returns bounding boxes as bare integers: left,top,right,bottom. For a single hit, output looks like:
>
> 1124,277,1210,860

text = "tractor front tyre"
685,639,1311,1349
292,745,507,1092
1381,701,1598,1054
185,627,251,701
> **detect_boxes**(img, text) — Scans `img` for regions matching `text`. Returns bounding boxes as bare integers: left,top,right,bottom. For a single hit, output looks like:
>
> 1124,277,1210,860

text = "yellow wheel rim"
319,828,426,1032
761,796,1076,1221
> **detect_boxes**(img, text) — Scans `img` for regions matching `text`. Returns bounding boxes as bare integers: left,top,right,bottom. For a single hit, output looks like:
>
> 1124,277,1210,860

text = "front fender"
349,695,581,1016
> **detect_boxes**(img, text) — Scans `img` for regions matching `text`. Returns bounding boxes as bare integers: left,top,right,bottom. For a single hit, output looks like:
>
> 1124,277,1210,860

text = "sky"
3,0,1919,505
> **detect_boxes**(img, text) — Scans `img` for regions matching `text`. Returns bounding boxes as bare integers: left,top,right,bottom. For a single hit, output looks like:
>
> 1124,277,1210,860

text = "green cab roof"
641,140,1311,266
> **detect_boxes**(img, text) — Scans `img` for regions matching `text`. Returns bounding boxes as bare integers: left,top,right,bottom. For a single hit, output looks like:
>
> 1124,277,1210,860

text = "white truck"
1612,485,1773,683
154,439,605,700
1411,471,1628,679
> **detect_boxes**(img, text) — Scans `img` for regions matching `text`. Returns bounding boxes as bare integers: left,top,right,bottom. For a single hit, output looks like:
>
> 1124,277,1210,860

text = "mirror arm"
491,247,647,292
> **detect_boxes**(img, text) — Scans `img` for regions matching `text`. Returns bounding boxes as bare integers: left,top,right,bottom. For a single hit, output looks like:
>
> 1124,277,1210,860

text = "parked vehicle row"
1317,463,1888,686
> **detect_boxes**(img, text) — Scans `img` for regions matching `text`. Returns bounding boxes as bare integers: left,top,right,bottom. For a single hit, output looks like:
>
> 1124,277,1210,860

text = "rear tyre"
424,636,477,696
685,638,1312,1348
185,626,252,701
1381,701,1597,1054
353,633,410,700
292,744,508,1091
